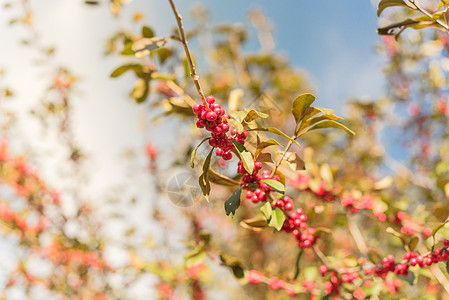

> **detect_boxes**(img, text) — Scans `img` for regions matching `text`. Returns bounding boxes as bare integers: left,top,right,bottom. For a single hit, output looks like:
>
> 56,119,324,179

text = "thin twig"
347,216,369,256
270,138,294,177
167,0,207,106
409,0,449,32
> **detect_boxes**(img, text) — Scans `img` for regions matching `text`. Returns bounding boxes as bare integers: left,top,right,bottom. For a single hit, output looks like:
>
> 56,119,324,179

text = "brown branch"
409,0,449,32
167,0,207,106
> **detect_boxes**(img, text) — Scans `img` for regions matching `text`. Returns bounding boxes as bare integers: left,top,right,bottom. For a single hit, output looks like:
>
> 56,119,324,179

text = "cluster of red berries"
193,96,235,160
364,242,449,278
319,265,358,296
275,196,317,248
289,172,434,238
241,168,281,203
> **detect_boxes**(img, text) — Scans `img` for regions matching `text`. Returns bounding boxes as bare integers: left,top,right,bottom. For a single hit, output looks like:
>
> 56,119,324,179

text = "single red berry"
215,148,223,156
192,103,202,113
319,265,328,274
206,95,215,104
206,112,217,121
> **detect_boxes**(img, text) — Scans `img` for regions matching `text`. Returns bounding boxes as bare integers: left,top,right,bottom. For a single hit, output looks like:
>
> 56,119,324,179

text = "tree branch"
167,0,207,106
409,0,449,32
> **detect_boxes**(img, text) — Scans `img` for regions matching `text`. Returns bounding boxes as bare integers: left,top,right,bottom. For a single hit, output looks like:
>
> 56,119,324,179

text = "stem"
270,138,294,177
347,216,369,255
167,0,207,106
293,248,303,279
409,0,449,32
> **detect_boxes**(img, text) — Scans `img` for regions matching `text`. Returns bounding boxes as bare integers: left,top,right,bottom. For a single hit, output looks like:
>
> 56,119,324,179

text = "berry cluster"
320,266,359,296
364,242,449,278
275,196,317,248
241,168,281,203
193,96,235,160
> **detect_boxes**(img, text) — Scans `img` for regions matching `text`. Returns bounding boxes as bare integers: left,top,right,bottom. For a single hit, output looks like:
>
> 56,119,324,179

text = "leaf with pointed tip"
110,64,143,78
130,78,149,103
208,168,240,186
256,139,281,155
228,119,244,134
292,93,316,125
269,208,285,231
228,110,248,123
240,216,268,231
260,202,272,220
243,109,269,124
133,37,170,58
260,179,285,194
248,127,300,148
377,0,416,17
300,114,343,132
304,120,355,136
190,138,210,168
230,140,254,174
224,187,242,216
142,26,154,38
198,149,213,202
408,236,419,252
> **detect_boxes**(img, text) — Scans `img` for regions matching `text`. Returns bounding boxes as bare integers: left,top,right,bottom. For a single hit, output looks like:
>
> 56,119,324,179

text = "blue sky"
0,0,384,195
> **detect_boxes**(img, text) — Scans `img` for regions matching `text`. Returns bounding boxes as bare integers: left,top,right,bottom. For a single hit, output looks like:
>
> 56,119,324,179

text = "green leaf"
230,140,254,174
256,139,281,155
432,220,449,237
243,109,268,123
208,168,240,186
199,149,213,202
377,0,416,16
219,254,245,280
408,236,419,252
304,120,355,136
248,127,300,148
142,26,154,38
190,138,210,168
110,64,143,77
292,93,316,125
432,219,449,249
130,78,149,103
260,179,285,194
260,202,272,220
240,216,268,231
224,187,242,216
300,114,342,132
228,110,248,123
228,119,244,134
132,36,170,58
269,208,285,231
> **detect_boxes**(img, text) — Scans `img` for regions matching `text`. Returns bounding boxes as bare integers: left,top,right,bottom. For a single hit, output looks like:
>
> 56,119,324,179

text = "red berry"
215,148,223,156
222,151,232,160
193,104,202,113
285,202,293,210
319,265,328,274
206,95,215,104
206,112,217,121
